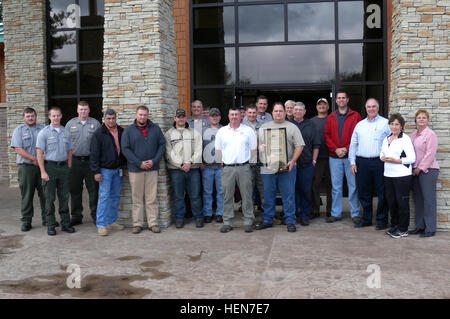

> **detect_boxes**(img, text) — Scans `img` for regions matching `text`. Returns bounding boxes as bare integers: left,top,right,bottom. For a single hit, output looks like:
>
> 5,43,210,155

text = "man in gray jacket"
121,105,166,234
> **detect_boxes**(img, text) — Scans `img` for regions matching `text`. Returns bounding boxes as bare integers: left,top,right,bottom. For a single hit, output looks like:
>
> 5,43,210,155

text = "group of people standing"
11,92,439,238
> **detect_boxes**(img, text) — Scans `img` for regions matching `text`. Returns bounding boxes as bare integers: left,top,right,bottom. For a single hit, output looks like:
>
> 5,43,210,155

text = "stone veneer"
103,0,178,228
3,0,47,186
389,0,449,229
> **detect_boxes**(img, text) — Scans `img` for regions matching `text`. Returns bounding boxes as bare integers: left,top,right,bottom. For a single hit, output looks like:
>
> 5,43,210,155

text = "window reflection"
194,7,234,44
80,30,104,61
288,2,334,41
49,0,76,29
194,48,235,85
239,5,284,43
50,31,77,63
80,64,103,95
339,43,383,82
338,1,364,39
239,45,335,84
194,89,233,124
80,0,105,27
50,65,77,96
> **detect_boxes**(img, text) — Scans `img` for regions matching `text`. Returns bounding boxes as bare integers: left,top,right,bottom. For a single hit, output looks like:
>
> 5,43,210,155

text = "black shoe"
409,228,425,235
254,222,272,230
21,223,32,232
420,232,435,238
355,221,372,228
375,224,388,230
175,221,184,229
196,220,204,228
43,221,59,227
61,226,75,233
70,219,82,227
299,219,310,226
216,215,223,223
220,225,233,233
204,216,213,223
47,227,56,236
244,225,253,233
386,225,398,236
326,216,341,223
287,224,296,232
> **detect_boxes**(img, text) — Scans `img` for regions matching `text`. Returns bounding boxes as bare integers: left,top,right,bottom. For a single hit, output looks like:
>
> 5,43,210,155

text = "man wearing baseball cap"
165,108,204,229
311,98,332,219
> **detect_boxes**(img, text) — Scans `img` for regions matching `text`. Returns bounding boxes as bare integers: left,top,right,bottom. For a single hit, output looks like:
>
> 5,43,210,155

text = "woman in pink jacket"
410,109,440,238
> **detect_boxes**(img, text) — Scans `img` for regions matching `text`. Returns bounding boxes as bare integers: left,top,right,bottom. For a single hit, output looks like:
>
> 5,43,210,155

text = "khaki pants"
128,171,159,227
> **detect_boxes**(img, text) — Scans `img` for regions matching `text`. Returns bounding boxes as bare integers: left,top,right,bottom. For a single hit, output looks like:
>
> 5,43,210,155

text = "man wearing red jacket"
324,91,362,225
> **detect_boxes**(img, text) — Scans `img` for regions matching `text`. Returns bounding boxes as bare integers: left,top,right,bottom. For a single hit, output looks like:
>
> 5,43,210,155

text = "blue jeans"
96,168,122,228
261,166,297,225
295,164,315,221
169,169,203,222
329,157,360,218
202,166,223,217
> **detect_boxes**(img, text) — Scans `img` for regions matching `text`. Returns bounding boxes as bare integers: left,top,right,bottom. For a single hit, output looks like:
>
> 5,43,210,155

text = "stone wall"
390,0,449,229
0,104,9,182
103,0,178,227
3,0,47,186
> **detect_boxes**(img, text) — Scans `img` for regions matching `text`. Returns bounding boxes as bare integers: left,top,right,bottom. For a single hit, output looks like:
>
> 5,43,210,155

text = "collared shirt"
187,116,210,135
349,114,391,165
380,131,416,178
10,123,45,164
243,113,273,124
36,125,73,161
215,124,257,165
242,119,262,132
410,126,439,173
65,117,101,156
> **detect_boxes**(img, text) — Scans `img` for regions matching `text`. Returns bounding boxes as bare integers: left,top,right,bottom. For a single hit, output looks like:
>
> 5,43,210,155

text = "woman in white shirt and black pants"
380,113,416,238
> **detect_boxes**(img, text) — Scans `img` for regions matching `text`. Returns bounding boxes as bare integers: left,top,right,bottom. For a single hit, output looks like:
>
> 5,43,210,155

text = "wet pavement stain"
116,256,143,261
0,231,24,260
0,273,151,298
138,261,173,280
140,260,164,267
187,250,206,262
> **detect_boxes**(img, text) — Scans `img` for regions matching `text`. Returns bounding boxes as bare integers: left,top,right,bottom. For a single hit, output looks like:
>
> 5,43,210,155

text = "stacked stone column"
103,0,178,227
3,0,47,186
389,0,449,229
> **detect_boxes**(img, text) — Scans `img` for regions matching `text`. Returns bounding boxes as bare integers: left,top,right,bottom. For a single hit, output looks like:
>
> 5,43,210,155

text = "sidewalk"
0,182,448,299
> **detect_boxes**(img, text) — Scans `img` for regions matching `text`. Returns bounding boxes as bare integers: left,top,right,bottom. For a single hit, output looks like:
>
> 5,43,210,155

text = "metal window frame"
190,0,388,116
46,0,104,110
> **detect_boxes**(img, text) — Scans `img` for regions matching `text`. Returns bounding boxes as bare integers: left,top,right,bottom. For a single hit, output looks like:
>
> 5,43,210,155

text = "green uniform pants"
18,164,45,224
69,157,98,222
42,163,71,228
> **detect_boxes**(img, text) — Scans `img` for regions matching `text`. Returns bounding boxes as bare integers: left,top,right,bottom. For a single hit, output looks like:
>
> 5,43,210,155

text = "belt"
73,155,90,161
19,163,35,166
356,156,379,161
45,160,68,166
223,161,249,167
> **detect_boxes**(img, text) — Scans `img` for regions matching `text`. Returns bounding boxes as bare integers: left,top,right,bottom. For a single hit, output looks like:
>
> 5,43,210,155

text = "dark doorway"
236,87,333,119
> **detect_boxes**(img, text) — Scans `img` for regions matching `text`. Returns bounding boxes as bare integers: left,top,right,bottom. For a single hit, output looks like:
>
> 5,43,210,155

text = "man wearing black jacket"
90,109,126,236
290,102,321,226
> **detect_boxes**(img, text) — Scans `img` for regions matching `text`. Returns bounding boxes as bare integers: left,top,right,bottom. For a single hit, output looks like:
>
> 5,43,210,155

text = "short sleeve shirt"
65,117,101,156
36,125,73,161
258,121,305,174
10,123,45,164
215,124,257,165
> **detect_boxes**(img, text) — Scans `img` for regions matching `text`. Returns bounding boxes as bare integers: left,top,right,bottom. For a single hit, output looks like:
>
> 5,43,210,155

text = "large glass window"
192,0,387,117
47,0,104,125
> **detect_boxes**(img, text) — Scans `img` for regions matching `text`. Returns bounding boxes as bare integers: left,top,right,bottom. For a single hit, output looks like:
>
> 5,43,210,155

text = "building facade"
2,0,449,228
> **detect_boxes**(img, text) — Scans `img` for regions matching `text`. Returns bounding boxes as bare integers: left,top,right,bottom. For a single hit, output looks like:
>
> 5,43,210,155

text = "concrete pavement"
0,182,449,299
